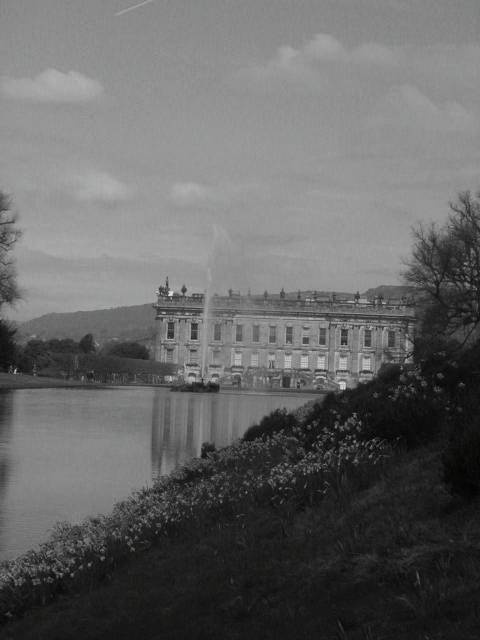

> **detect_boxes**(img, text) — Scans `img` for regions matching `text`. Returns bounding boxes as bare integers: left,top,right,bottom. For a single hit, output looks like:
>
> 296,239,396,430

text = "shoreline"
0,373,326,396
0,373,106,390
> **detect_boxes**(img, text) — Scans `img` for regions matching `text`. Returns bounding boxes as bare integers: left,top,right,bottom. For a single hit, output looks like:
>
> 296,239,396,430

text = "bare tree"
0,191,22,308
404,190,480,345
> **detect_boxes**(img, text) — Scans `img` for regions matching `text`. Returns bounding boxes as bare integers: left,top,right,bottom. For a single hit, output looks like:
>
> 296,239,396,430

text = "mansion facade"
153,284,416,390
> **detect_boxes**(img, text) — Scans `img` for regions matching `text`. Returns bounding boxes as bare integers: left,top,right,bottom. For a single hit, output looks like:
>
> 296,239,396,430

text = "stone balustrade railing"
154,294,416,317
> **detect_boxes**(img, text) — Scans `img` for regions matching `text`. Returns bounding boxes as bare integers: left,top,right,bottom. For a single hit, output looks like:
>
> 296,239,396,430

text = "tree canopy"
104,341,149,360
79,333,96,354
0,320,17,370
404,190,480,346
0,191,22,309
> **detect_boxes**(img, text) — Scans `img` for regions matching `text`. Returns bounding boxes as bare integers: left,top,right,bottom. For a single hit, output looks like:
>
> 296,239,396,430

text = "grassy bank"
1,351,480,638
1,445,479,639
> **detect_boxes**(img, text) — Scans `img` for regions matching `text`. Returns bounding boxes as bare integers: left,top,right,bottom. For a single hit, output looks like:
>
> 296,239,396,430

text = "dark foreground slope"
2,446,479,640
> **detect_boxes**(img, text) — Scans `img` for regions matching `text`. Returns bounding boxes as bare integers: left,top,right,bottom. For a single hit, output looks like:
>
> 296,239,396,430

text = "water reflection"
0,392,14,555
150,390,314,478
0,387,316,560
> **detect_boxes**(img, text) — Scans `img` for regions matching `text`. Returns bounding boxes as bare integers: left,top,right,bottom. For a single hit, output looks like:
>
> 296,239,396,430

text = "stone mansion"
153,281,416,390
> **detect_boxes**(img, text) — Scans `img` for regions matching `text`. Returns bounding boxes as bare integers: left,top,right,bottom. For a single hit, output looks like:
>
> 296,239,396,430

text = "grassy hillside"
2,445,479,640
18,304,156,346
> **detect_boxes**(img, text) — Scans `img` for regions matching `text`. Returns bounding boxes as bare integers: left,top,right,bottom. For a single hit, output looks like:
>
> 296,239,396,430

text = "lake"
0,386,319,561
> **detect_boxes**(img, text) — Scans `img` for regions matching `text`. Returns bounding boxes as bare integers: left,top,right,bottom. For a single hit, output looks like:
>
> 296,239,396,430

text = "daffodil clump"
0,409,389,621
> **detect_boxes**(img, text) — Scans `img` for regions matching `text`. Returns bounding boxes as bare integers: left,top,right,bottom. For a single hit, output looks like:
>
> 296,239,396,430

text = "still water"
0,387,318,561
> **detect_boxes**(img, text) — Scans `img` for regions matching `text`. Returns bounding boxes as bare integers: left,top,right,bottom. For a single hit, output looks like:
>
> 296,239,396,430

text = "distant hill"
18,304,157,346
361,285,417,301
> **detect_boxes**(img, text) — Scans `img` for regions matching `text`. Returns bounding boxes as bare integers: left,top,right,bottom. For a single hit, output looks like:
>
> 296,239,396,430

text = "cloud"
240,34,480,98
369,84,478,133
352,42,400,67
170,182,218,208
66,171,134,204
303,34,347,62
242,33,401,87
1,68,104,103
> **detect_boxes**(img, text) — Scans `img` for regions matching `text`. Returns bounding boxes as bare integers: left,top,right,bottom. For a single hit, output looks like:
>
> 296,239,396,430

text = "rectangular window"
319,327,327,346
252,325,260,343
284,354,292,369
189,349,199,364
250,352,259,367
362,355,372,371
269,326,277,344
235,324,243,342
338,355,348,371
233,351,242,366
364,329,372,348
302,326,310,345
285,326,293,344
317,354,326,370
190,323,199,341
388,331,396,348
167,322,175,340
340,329,349,346
166,349,174,363
268,353,275,369
212,350,221,365
213,323,222,341
300,354,309,369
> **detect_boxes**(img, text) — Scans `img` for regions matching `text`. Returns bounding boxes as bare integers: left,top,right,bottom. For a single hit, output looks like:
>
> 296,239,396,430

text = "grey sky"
1,0,479,319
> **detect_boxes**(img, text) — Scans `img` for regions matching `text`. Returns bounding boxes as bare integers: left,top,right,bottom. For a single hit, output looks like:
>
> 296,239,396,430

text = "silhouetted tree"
79,333,96,354
0,191,22,308
18,339,51,372
0,320,17,370
105,341,149,360
404,190,480,346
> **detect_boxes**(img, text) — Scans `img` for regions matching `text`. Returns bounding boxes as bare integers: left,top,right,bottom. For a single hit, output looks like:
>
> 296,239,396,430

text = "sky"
1,0,479,321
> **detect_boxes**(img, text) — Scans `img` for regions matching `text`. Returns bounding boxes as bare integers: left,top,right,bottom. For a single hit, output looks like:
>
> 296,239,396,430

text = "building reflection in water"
151,389,314,480
151,391,214,479
0,392,14,559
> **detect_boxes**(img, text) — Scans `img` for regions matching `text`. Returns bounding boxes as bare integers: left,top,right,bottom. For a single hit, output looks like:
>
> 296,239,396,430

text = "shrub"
200,442,216,458
443,415,480,500
300,366,447,450
243,408,298,441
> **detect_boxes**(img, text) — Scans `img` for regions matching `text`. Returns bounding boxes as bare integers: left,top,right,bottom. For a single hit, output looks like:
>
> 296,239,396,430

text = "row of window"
166,322,397,348
182,349,374,371
232,351,373,371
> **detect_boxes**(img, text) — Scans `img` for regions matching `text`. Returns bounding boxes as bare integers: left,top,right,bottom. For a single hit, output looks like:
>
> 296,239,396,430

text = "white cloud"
66,171,134,204
303,34,347,62
351,42,401,67
170,182,217,208
369,84,478,133
244,33,400,86
1,68,104,103
241,34,480,98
